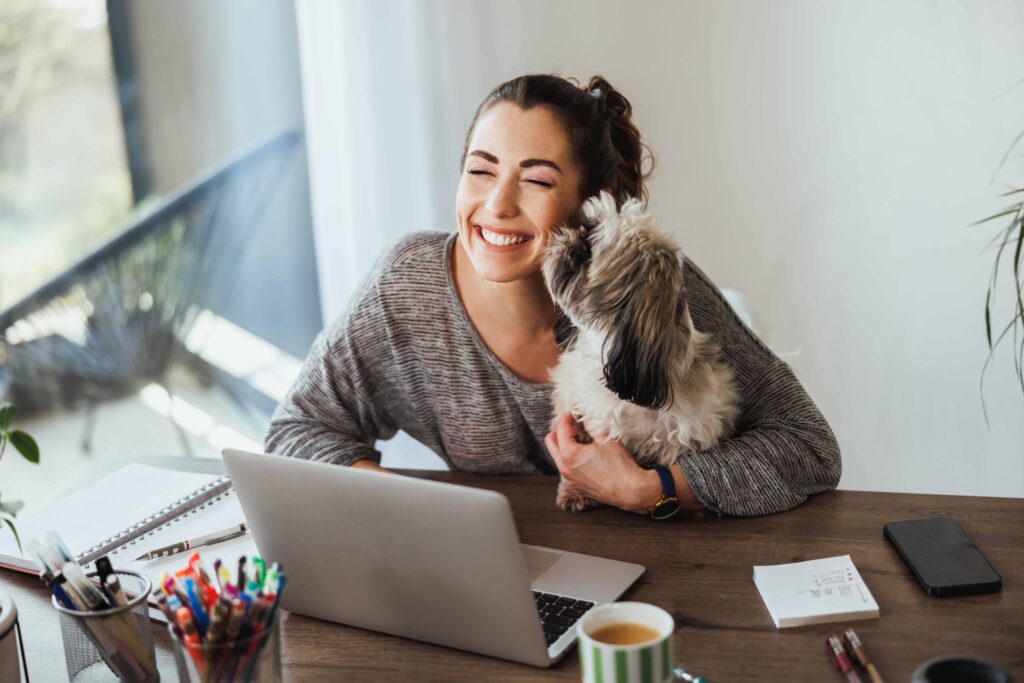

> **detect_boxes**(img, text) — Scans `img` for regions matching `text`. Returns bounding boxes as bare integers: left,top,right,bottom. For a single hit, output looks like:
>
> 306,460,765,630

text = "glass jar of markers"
160,553,285,683
167,615,281,683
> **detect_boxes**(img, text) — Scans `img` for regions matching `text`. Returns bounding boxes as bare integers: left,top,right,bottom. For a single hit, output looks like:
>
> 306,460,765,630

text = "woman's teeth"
480,227,529,246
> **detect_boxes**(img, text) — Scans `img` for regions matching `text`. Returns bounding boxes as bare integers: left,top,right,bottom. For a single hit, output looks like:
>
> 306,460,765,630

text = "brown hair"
459,74,655,209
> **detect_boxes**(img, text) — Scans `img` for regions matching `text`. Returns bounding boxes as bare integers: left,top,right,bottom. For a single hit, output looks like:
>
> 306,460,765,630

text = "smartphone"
883,517,1002,597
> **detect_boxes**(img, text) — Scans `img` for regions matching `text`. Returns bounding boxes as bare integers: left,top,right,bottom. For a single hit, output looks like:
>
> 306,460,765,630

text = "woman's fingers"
555,412,578,449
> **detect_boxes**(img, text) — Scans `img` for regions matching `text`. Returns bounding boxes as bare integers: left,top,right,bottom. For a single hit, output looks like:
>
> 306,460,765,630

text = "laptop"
221,448,644,667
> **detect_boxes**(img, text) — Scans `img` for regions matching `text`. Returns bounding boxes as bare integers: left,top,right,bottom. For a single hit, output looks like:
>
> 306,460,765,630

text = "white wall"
297,0,1024,496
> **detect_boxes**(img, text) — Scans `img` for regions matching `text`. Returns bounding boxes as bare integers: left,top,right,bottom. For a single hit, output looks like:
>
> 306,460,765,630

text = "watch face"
651,498,681,520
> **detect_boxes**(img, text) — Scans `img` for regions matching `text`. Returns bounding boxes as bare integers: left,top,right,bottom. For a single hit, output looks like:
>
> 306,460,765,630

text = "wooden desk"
2,472,1022,681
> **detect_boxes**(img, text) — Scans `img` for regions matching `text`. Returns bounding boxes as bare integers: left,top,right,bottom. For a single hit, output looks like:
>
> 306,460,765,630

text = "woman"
265,74,841,517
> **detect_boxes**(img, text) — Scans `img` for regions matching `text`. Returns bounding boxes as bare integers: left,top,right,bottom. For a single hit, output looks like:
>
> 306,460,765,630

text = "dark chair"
0,129,301,454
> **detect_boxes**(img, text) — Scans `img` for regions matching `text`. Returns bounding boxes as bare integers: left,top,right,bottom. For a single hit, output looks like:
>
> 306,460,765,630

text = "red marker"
177,606,206,675
826,634,863,683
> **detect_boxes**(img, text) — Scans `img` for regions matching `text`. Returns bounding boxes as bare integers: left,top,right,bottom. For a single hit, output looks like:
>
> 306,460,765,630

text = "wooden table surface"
2,470,1022,682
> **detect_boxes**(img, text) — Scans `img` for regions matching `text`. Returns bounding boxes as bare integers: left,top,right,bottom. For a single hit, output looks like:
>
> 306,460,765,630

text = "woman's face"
455,102,583,284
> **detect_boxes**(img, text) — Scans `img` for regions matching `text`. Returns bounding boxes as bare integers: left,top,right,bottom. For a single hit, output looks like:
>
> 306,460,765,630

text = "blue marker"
183,577,209,637
52,580,77,610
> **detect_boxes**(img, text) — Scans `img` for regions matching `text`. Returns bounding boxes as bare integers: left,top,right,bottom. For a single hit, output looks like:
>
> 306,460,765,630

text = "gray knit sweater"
265,232,841,516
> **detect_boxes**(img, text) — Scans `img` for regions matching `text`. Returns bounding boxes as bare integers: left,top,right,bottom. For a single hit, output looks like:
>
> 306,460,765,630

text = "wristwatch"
647,465,682,520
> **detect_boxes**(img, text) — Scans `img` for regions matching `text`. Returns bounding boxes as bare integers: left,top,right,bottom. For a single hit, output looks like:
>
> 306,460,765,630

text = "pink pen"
826,634,863,683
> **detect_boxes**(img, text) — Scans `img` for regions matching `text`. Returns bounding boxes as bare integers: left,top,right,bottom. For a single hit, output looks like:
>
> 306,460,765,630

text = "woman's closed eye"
466,169,552,187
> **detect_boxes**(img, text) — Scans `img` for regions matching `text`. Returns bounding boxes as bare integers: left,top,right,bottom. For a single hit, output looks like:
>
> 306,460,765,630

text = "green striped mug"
577,602,674,683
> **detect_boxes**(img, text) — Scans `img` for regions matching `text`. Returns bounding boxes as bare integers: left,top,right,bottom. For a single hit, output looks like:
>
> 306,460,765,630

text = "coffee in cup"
588,622,662,646
577,602,674,683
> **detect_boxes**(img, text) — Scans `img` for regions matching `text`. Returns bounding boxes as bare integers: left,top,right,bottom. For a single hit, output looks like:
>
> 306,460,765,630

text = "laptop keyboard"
533,591,595,645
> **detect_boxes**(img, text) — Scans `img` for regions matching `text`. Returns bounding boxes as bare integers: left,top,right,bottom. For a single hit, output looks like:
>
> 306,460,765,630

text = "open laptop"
222,449,644,667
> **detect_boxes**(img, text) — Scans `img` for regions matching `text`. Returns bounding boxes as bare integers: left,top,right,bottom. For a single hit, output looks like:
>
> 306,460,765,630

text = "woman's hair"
459,74,655,209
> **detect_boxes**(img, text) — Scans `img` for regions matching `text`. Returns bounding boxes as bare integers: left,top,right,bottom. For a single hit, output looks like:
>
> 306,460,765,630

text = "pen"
134,523,247,561
95,556,115,601
164,576,191,609
105,573,130,608
672,667,710,683
826,634,863,683
219,598,247,682
236,556,247,591
845,628,885,683
213,559,224,592
155,594,183,637
205,599,230,674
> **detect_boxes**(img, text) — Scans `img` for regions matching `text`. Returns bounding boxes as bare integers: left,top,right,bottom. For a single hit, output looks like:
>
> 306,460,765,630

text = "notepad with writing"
0,463,257,607
753,555,880,628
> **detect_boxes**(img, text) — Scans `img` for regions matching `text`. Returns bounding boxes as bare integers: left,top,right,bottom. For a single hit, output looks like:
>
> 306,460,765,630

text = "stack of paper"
753,555,880,628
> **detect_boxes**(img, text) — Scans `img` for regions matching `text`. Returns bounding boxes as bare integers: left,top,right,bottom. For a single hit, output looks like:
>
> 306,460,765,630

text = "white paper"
753,555,880,628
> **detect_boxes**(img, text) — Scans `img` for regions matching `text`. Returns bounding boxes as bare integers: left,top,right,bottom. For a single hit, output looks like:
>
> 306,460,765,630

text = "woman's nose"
485,177,519,218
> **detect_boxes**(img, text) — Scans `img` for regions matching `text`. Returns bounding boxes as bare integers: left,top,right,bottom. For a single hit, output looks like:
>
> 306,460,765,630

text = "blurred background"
2,0,1023,515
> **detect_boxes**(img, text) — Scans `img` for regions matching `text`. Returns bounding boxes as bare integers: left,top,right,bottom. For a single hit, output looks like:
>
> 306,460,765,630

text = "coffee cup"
577,601,674,683
910,656,1011,683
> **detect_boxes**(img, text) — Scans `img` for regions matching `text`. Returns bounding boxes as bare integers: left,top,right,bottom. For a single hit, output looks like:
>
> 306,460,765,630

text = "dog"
542,191,741,512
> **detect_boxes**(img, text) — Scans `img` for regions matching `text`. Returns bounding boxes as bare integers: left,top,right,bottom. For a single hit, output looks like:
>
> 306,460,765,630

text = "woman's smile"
474,224,533,251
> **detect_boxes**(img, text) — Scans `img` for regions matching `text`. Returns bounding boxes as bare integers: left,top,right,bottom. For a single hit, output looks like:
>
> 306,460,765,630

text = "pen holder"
168,611,282,683
51,569,159,683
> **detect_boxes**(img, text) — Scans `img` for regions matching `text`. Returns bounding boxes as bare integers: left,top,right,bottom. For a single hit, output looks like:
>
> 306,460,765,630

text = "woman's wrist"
626,468,663,514
627,463,704,515
350,458,393,473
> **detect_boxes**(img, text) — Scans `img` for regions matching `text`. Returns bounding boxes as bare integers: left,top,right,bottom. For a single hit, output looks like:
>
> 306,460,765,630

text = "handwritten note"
753,555,880,628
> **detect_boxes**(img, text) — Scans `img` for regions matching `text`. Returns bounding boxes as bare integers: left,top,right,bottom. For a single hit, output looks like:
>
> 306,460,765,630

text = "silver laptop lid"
222,449,553,667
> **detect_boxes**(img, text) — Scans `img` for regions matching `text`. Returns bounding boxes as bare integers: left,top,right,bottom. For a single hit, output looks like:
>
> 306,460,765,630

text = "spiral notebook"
0,463,257,609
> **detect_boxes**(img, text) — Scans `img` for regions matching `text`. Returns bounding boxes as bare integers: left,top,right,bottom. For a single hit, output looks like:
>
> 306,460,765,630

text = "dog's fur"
542,191,741,511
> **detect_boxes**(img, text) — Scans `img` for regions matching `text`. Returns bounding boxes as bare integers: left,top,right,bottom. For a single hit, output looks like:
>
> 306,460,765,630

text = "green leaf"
0,512,21,554
0,404,14,431
985,289,993,349
8,431,39,464
971,206,1020,226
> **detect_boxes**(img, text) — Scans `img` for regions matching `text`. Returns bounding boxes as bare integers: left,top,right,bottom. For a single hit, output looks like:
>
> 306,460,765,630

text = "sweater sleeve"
676,259,842,516
263,246,404,465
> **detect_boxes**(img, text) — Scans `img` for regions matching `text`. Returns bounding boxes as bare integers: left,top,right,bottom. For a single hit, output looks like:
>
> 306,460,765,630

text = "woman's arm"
264,245,408,466
547,259,841,517
672,259,842,516
264,319,396,465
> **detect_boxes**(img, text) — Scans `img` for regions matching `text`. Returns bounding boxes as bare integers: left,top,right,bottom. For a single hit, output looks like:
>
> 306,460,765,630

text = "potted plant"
977,126,1024,423
0,403,40,551
0,404,38,683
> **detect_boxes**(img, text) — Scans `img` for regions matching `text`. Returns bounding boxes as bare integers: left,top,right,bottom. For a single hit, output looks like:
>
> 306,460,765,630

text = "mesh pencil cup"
168,612,281,683
51,569,159,683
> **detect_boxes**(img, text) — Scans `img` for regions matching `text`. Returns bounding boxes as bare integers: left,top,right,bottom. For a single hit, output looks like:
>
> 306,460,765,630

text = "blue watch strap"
652,465,677,499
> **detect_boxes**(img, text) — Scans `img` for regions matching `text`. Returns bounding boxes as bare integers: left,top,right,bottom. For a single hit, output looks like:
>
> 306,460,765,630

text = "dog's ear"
601,249,683,410
542,224,592,308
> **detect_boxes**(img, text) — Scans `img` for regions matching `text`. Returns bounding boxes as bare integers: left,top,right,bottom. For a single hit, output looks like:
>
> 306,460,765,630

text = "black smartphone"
883,517,1002,597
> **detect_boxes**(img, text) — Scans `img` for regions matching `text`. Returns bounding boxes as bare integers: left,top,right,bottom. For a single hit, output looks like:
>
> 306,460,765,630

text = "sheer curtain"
294,0,494,468
294,0,486,326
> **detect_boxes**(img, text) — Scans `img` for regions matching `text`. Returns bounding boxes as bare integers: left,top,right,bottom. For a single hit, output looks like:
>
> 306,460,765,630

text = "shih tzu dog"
542,191,741,512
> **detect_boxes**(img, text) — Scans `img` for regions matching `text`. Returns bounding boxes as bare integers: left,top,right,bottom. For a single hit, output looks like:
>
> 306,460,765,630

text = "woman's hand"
544,412,654,514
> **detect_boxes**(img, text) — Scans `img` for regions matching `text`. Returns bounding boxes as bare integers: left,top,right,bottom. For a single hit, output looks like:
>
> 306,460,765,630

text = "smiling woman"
265,73,842,518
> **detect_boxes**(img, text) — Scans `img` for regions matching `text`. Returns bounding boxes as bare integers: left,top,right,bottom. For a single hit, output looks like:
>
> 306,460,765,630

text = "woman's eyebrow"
467,150,562,174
